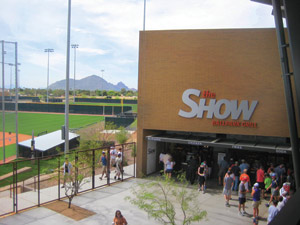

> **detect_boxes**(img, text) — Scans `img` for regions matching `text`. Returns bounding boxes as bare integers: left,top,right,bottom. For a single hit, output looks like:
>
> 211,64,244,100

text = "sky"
0,0,275,90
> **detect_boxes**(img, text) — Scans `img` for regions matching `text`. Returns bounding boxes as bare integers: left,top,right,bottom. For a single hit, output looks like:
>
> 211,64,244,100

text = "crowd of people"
218,157,292,224
159,152,293,224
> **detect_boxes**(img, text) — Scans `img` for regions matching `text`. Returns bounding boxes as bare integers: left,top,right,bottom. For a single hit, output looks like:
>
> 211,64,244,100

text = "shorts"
271,188,279,196
252,200,261,208
198,176,206,186
239,197,246,205
258,182,265,190
223,188,232,196
165,169,173,173
218,169,226,177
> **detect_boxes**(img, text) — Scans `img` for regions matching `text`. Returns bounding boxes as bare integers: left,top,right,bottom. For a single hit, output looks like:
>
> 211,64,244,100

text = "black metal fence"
0,142,136,217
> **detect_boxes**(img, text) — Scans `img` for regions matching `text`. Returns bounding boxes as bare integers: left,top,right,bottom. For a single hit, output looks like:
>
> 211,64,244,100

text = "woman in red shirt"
113,210,128,225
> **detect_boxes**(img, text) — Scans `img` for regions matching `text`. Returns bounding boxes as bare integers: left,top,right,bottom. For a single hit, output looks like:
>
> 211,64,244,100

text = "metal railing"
0,142,136,217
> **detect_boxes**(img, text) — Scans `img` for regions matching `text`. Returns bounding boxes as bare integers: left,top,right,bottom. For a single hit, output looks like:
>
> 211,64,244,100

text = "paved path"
0,178,270,225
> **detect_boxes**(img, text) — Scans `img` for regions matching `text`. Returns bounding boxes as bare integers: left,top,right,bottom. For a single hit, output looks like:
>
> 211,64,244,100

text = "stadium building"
136,28,299,177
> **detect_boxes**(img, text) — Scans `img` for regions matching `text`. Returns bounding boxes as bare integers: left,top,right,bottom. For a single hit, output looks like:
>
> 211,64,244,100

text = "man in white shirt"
110,146,117,169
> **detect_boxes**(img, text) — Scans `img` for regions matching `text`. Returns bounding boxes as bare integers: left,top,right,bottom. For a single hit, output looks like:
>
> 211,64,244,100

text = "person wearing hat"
251,183,261,223
198,161,208,193
238,178,248,216
265,173,279,207
99,151,107,180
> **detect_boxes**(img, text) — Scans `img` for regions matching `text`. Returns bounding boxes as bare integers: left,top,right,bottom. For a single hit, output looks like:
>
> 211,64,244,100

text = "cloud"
78,47,108,55
1,0,276,89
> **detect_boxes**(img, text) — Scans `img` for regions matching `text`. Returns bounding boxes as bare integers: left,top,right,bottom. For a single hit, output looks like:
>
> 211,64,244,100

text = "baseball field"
0,112,104,162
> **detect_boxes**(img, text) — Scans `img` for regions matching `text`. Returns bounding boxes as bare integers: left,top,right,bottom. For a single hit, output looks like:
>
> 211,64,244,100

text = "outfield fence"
0,142,136,217
0,103,132,115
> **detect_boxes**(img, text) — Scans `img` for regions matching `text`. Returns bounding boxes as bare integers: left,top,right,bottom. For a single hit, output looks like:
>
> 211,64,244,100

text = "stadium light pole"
44,48,54,103
1,40,5,163
8,63,13,99
143,0,146,31
64,0,72,154
71,44,78,103
101,69,104,96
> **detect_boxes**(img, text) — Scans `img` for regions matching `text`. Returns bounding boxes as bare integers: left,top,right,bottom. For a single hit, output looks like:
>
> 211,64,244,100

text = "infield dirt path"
0,132,32,164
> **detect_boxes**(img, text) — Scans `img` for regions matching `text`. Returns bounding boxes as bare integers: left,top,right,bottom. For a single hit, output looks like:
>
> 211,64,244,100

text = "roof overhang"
19,130,80,152
146,133,291,154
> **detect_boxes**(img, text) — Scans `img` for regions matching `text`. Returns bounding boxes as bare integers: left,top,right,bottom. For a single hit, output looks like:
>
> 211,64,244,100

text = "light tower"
44,48,54,103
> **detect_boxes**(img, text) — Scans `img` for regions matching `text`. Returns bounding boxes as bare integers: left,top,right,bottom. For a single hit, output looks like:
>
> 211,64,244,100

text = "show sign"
178,89,258,127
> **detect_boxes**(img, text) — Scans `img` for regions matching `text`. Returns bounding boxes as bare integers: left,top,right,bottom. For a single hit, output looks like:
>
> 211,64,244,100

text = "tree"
120,88,126,96
115,127,129,145
107,90,116,97
78,121,117,150
126,173,207,225
62,152,94,208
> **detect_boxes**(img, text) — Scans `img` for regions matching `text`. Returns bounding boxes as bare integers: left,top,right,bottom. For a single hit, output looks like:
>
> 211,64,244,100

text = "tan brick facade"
137,29,296,176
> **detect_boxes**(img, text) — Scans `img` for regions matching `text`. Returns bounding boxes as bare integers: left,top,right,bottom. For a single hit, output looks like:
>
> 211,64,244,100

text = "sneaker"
226,202,230,207
202,190,205,194
198,188,201,192
61,185,65,188
238,211,243,216
114,176,116,180
99,177,102,180
242,211,246,216
253,218,258,224
118,178,121,180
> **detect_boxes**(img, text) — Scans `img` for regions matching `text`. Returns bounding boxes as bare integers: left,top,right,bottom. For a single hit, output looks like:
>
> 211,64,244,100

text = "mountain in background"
49,75,136,91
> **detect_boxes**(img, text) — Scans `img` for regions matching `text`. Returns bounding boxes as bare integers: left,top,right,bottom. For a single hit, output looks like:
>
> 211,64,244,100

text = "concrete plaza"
0,177,270,225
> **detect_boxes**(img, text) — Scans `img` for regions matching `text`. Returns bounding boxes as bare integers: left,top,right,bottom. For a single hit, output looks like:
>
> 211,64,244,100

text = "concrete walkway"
0,178,270,225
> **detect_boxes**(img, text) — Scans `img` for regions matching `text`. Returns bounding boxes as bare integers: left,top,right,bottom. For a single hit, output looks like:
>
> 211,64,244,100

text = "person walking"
187,156,198,185
240,169,251,190
218,157,228,186
61,157,72,188
264,173,272,199
159,151,166,175
231,161,241,191
251,183,261,223
115,153,123,180
266,173,279,207
239,159,250,173
110,146,117,169
113,210,128,225
99,151,107,180
165,157,175,179
238,178,248,216
267,200,279,224
256,165,265,197
223,170,234,207
198,161,207,193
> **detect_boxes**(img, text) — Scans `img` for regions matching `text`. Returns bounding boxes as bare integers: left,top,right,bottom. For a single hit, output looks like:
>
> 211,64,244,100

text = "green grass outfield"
0,112,104,161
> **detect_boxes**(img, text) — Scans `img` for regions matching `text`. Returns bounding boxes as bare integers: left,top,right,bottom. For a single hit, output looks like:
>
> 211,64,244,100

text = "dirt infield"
0,132,32,147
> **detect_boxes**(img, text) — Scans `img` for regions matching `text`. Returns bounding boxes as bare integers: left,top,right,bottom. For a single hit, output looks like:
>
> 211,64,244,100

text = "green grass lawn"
0,112,104,135
0,112,104,161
